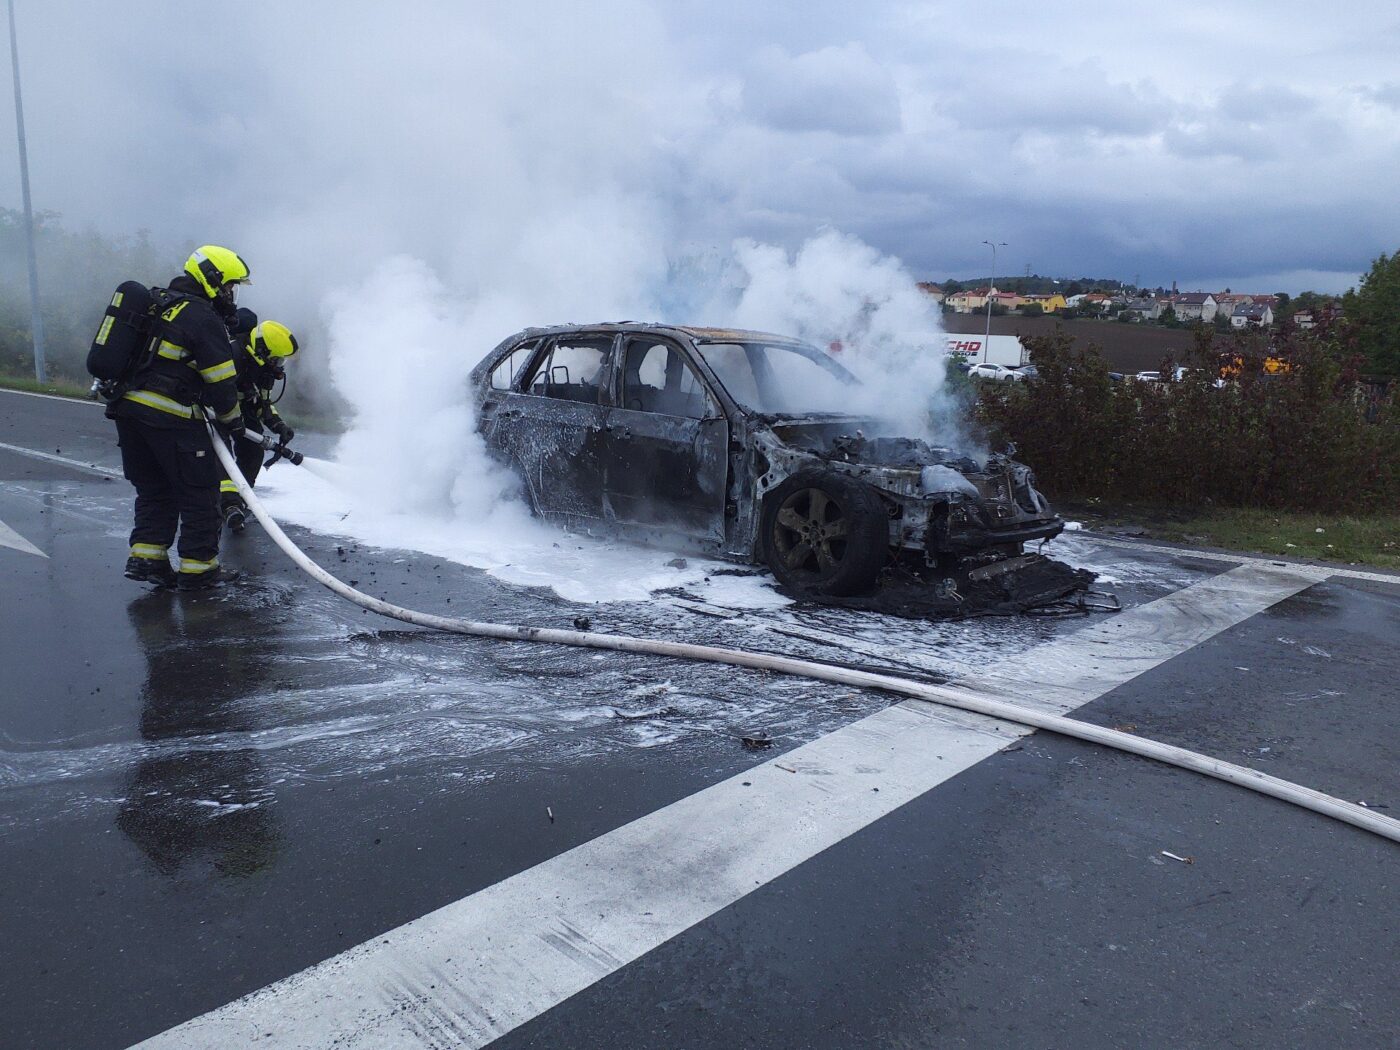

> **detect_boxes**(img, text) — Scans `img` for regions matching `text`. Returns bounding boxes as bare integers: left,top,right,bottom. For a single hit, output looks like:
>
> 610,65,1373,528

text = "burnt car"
469,324,1063,596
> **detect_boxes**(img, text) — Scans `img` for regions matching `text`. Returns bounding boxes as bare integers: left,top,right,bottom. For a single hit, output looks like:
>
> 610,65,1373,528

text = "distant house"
946,286,993,313
1168,293,1218,323
917,282,946,304
1292,304,1343,329
1213,293,1253,317
1020,293,1067,313
1123,297,1163,321
1231,302,1274,328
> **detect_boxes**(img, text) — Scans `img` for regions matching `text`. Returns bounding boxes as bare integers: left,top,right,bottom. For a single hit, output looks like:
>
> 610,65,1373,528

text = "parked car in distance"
470,323,1064,596
1107,372,1125,383
967,362,1021,382
1132,370,1163,383
1013,363,1040,381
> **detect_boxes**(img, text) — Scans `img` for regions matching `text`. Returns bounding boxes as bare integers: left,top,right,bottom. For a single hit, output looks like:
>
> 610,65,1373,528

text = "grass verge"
0,372,94,400
1060,500,1400,570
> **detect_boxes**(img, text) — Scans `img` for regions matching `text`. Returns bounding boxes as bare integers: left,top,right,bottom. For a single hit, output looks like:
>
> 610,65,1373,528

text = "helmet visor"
217,280,247,307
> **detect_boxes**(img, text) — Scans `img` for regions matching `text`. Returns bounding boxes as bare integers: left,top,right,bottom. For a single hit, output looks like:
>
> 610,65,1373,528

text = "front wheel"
761,470,888,596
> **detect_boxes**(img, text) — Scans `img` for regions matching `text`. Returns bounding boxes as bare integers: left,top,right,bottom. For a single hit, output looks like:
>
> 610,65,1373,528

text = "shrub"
975,325,1399,513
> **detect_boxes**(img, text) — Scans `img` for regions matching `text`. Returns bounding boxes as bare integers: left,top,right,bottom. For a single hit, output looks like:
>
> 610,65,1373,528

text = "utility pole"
7,0,46,383
981,240,1006,364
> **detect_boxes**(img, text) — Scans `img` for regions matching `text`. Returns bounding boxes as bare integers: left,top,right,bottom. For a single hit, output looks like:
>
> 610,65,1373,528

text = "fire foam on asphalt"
255,463,790,609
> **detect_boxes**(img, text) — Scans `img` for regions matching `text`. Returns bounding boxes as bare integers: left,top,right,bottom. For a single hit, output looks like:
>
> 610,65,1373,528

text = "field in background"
943,313,1195,375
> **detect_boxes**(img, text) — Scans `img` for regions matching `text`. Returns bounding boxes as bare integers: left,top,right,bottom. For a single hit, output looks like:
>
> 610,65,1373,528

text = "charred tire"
761,469,888,596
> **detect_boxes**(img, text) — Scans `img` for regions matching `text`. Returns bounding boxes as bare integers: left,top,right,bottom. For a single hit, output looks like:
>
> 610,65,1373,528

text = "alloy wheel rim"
773,487,850,577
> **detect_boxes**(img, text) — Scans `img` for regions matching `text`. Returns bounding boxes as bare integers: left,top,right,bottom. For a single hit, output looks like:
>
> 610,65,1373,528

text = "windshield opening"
694,341,857,415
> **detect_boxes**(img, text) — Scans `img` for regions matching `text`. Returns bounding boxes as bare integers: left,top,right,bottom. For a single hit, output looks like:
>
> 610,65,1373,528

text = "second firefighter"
220,318,300,532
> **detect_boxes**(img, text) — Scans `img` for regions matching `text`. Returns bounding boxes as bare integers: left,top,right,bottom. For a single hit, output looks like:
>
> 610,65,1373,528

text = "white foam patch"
256,464,790,609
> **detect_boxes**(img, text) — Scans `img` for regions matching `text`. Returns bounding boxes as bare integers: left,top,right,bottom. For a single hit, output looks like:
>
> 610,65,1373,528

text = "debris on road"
813,553,1099,621
1161,851,1194,865
741,730,773,750
611,705,679,721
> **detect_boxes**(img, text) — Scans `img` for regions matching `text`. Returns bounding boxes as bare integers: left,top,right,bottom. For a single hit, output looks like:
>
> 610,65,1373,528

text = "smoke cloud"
319,232,953,530
5,1,1395,299
722,230,947,438
10,1,965,593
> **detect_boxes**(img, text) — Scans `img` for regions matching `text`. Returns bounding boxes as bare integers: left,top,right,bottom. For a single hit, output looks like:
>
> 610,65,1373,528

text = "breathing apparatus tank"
86,281,158,390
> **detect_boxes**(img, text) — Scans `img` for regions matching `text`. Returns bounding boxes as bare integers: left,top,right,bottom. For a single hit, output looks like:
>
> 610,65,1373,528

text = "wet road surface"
1,388,1397,1049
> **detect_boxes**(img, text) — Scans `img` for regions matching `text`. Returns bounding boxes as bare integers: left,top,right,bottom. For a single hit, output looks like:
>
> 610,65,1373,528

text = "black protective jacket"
111,275,241,430
228,309,288,431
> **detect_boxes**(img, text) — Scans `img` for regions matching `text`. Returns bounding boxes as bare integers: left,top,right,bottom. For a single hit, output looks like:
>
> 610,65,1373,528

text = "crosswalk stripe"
0,517,46,558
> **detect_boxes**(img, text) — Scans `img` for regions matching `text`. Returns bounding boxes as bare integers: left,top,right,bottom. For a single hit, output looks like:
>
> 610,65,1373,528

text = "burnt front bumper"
923,465,1064,557
929,504,1064,556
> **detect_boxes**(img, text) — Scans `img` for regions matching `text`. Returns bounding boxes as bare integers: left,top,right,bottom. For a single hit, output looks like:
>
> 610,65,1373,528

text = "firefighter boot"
124,555,178,589
177,560,225,591
223,502,247,534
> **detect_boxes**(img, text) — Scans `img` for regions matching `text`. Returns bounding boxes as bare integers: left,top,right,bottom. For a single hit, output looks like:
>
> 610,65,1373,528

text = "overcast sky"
4,0,1398,300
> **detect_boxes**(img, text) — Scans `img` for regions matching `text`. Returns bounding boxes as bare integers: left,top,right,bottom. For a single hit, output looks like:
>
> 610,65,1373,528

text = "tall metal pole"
7,0,46,383
980,240,1005,364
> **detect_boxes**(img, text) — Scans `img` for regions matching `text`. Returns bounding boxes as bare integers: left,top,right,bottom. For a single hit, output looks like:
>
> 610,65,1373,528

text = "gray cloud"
1216,83,1315,122
1359,82,1400,109
1,0,1397,310
935,59,1171,138
742,43,902,136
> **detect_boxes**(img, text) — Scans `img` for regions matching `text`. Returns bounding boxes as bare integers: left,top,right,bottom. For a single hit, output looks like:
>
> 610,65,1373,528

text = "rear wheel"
761,470,888,596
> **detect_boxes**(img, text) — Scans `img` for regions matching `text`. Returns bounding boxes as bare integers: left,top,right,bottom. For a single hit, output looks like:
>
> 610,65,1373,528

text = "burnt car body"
469,323,1063,595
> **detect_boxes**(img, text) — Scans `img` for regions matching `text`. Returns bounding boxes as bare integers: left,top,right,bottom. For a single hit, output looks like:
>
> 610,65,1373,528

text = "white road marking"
0,517,46,558
0,386,101,406
131,562,1318,1050
1071,534,1400,586
0,440,119,479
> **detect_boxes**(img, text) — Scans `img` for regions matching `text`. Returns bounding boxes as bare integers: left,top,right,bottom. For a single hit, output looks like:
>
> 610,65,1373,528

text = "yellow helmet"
184,245,251,299
248,321,299,363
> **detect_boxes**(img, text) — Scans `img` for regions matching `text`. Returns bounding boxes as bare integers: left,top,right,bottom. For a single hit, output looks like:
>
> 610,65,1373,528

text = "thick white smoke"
322,257,523,524
723,230,948,437
132,2,965,597
317,230,953,533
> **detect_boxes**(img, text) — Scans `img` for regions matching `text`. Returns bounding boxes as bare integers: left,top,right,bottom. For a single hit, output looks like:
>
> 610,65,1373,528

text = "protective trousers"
116,417,221,568
220,421,265,511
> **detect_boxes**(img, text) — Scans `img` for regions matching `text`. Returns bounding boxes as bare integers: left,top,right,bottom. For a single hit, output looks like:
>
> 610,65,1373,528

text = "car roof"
503,322,809,347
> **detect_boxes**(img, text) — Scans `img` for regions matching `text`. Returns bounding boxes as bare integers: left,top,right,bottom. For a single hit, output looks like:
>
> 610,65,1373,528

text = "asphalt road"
1,388,1396,1050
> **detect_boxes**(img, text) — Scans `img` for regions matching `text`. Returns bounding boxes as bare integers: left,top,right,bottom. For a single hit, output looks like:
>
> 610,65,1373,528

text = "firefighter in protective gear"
220,318,300,532
109,246,249,589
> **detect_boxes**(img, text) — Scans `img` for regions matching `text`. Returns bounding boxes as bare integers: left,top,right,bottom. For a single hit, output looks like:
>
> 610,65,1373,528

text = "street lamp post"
7,0,46,383
981,240,1006,364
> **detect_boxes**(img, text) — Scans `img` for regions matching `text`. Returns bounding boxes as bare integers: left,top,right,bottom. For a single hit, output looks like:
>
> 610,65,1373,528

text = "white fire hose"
208,419,1400,845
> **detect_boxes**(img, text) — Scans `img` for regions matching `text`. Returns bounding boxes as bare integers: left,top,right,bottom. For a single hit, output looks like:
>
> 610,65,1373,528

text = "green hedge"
975,325,1400,513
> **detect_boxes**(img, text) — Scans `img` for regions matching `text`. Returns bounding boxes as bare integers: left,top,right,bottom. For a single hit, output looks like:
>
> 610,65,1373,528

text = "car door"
484,334,614,524
599,336,728,543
